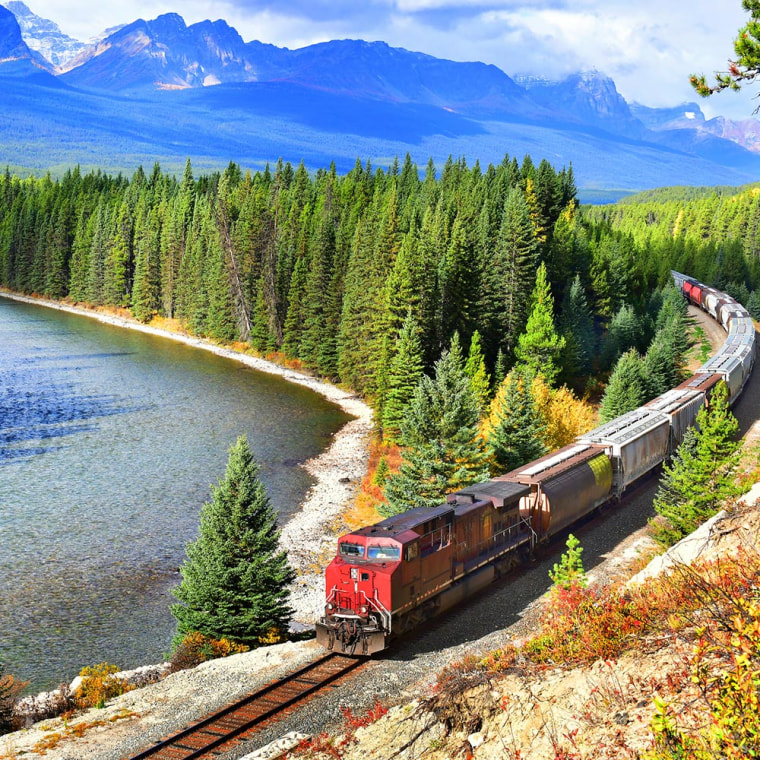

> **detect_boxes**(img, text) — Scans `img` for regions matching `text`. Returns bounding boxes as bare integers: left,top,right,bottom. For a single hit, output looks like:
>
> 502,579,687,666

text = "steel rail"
126,652,364,760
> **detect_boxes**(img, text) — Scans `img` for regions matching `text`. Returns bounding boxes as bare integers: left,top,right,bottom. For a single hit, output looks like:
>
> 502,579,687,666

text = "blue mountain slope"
175,81,487,141
4,9,760,193
3,72,759,196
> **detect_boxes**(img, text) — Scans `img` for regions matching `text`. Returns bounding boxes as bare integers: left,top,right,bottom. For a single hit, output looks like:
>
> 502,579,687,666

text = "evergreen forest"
2,157,760,511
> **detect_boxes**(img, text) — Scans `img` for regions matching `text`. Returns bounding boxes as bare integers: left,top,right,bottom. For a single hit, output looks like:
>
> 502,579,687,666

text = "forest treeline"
2,156,760,437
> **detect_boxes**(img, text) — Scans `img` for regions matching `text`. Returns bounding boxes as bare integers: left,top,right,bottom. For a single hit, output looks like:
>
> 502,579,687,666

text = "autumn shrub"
170,631,250,672
74,663,132,709
647,561,760,759
344,439,400,529
523,585,649,664
290,699,388,757
0,668,27,735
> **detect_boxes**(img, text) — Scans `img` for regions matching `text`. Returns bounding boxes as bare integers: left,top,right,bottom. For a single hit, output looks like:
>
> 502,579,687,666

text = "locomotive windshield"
339,542,365,558
367,544,400,561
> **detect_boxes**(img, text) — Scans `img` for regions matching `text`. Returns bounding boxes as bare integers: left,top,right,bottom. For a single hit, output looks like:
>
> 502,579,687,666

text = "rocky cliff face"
59,13,261,89
5,0,86,67
518,71,646,139
0,4,33,60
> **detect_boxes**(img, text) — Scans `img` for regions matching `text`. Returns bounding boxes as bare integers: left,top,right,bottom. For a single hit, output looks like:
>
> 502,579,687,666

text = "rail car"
316,271,756,655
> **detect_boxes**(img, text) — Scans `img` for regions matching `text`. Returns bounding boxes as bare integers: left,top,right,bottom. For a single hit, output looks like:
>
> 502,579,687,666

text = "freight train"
315,272,756,655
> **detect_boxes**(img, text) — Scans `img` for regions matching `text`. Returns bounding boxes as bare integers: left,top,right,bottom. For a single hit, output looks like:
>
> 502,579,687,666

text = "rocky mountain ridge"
5,0,86,66
2,4,760,193
7,3,758,155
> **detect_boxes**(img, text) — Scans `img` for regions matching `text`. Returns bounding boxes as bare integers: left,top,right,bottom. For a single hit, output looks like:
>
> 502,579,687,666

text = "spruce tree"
492,186,539,357
382,336,490,514
559,274,595,380
747,289,760,320
464,330,491,416
652,381,741,546
600,304,642,370
382,312,425,444
514,262,566,386
483,368,547,474
599,349,647,423
171,436,294,646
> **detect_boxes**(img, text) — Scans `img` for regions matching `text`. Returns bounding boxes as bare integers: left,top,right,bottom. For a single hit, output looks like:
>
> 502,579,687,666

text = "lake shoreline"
0,289,374,626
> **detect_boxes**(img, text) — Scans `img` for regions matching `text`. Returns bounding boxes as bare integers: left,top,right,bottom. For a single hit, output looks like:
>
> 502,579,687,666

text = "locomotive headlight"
350,568,358,580
361,606,368,614
327,603,334,610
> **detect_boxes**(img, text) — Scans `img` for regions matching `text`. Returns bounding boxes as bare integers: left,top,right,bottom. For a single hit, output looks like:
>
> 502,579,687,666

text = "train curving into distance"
315,272,756,655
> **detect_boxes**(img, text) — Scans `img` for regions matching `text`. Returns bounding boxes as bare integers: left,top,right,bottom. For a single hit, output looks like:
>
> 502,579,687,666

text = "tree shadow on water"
0,385,138,465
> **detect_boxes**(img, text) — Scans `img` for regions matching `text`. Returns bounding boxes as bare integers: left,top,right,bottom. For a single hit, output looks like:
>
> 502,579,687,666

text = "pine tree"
382,336,490,514
171,436,295,646
483,368,547,474
652,381,741,546
514,262,566,386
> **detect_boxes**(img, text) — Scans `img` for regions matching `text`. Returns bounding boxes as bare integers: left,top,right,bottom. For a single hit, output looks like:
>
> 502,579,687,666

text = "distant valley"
2,2,760,198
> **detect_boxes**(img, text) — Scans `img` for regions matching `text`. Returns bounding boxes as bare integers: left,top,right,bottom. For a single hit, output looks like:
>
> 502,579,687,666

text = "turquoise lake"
0,296,349,691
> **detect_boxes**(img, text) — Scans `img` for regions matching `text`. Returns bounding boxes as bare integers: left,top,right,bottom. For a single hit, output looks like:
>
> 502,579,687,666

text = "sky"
19,0,760,121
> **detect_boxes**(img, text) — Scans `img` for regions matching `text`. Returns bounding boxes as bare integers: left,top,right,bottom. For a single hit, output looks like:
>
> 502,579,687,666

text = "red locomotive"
316,483,536,654
316,271,756,655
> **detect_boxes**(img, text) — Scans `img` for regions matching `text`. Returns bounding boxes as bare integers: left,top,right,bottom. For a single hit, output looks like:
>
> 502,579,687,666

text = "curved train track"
125,653,363,760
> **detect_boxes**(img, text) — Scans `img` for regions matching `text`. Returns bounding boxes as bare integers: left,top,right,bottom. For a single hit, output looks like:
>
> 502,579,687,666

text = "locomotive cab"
316,532,402,655
316,505,454,655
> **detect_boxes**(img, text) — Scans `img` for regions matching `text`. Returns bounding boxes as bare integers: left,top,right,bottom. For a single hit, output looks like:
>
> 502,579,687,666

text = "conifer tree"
559,274,595,381
464,330,491,416
492,348,508,391
514,262,566,386
747,289,760,320
652,382,741,546
492,186,539,357
68,208,93,302
549,534,587,590
438,214,478,342
599,349,647,423
382,312,425,444
86,202,109,305
600,304,643,370
483,368,547,473
171,436,294,646
103,200,133,307
382,335,490,514
131,199,162,323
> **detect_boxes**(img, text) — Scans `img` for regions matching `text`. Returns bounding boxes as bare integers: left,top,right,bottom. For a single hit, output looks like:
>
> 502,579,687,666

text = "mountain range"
2,2,760,199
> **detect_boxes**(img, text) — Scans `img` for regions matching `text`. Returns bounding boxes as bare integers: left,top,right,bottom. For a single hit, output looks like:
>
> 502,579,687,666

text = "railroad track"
125,653,364,760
